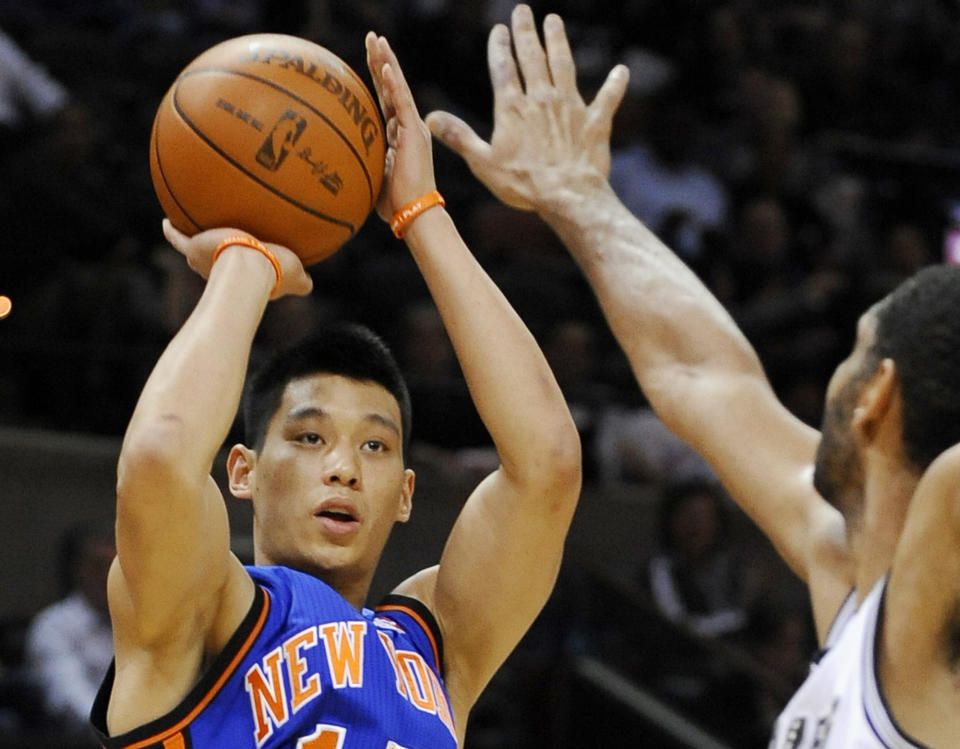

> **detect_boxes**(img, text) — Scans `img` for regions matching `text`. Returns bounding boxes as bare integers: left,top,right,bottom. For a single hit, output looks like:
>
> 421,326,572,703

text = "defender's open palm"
426,4,628,210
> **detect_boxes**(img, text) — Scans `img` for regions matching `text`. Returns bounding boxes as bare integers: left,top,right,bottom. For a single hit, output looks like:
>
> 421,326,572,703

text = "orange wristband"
212,234,283,297
390,190,446,238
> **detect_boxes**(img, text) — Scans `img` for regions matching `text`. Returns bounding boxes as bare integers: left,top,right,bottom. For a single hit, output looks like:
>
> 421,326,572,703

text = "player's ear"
227,444,257,500
852,358,897,440
396,468,415,523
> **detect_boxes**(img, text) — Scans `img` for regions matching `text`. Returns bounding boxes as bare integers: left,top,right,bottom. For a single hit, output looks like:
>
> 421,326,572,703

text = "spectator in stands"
0,25,68,135
541,317,619,480
704,595,816,748
24,521,114,745
643,478,753,640
593,404,715,485
609,83,729,264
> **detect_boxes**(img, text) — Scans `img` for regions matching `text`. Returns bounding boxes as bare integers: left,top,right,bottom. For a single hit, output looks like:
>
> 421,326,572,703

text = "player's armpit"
426,461,580,704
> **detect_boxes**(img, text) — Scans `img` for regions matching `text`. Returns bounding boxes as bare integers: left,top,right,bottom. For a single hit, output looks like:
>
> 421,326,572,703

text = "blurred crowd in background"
0,1,959,747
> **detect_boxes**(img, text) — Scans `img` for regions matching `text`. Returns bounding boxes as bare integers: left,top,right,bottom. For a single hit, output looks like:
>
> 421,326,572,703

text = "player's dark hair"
869,264,960,471
243,322,412,460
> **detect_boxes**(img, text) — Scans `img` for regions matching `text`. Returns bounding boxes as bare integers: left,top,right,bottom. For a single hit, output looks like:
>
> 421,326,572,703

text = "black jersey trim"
813,586,858,663
375,594,445,677
865,581,931,749
90,584,269,749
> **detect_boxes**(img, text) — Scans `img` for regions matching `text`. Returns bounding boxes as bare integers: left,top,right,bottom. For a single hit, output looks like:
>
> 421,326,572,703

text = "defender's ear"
227,444,257,500
852,358,897,442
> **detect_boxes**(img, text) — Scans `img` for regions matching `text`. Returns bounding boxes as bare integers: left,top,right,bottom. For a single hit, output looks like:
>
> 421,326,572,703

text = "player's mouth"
314,502,360,536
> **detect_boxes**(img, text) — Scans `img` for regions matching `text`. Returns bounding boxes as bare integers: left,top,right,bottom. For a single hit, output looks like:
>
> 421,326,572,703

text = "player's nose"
323,441,361,488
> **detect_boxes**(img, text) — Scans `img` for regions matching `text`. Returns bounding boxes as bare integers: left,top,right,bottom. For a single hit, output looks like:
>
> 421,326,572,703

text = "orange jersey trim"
375,601,441,671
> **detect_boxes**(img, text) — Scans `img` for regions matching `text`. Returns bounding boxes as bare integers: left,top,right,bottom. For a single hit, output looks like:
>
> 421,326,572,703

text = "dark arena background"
1,2,959,747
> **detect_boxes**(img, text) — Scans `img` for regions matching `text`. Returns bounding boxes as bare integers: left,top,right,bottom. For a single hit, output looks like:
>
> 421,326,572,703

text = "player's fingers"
365,33,389,104
386,112,399,148
264,244,314,297
426,111,491,167
587,63,630,132
543,13,576,94
292,273,314,296
162,218,188,254
374,35,421,119
381,61,421,127
511,4,550,90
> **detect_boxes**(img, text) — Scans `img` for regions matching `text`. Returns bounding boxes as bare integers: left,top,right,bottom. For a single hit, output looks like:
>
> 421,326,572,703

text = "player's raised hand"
365,31,437,223
425,4,628,211
161,219,313,298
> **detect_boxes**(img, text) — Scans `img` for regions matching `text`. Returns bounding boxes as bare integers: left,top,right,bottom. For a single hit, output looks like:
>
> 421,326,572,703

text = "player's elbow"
117,420,196,502
554,425,583,484
528,423,583,515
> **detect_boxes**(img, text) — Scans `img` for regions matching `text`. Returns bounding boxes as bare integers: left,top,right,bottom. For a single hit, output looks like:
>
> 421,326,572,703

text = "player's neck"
331,575,372,611
253,546,375,610
306,564,373,611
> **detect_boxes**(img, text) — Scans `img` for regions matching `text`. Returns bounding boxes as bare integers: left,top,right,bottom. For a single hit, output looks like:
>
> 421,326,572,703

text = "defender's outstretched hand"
425,4,628,211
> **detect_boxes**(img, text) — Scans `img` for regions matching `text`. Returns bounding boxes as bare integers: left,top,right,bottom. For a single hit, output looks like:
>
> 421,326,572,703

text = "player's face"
813,308,879,516
249,373,413,590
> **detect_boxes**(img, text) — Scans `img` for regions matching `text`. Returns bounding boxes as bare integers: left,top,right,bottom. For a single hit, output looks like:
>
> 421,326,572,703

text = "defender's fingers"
543,14,577,94
511,4,551,90
588,64,630,131
489,23,522,120
426,110,492,167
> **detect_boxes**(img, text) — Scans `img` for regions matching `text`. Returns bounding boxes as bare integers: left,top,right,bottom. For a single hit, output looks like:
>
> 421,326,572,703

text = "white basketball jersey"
768,577,927,748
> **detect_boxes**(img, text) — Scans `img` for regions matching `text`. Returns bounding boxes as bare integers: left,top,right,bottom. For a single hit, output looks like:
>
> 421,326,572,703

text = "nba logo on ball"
256,111,307,172
150,34,387,266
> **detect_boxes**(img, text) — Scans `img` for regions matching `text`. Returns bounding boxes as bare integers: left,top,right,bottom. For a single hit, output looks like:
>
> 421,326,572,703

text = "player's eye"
363,440,386,452
298,432,322,445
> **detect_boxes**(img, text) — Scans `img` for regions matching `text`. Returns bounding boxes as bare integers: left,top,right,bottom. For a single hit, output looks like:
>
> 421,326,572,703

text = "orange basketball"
150,34,386,266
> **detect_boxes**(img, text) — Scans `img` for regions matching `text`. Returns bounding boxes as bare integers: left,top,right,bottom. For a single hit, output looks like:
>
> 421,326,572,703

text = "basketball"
150,34,386,266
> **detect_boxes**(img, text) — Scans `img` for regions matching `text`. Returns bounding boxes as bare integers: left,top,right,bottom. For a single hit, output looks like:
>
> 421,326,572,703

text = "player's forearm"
403,207,581,485
120,251,273,481
536,180,765,398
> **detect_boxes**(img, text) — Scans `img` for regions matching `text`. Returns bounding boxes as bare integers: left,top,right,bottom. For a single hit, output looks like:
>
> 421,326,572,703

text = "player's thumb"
425,111,489,167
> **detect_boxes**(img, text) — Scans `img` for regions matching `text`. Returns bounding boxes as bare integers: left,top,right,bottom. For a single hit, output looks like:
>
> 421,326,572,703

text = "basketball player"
90,31,581,748
426,5,960,746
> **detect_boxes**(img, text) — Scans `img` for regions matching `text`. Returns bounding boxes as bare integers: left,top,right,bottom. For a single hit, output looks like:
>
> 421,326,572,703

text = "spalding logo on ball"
150,34,386,266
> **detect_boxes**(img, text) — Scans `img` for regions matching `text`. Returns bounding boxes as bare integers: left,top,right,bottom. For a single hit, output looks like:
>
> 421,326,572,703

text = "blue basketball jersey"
91,565,458,748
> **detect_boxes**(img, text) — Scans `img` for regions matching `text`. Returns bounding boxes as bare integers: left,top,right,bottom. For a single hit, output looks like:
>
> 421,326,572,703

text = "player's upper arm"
112,423,234,647
393,432,582,710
